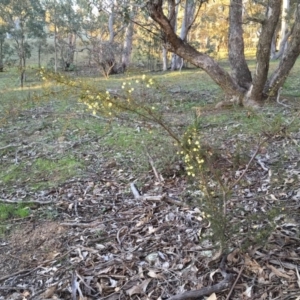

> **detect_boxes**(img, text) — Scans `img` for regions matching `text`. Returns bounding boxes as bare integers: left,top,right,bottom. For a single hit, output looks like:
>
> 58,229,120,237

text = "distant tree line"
0,0,298,108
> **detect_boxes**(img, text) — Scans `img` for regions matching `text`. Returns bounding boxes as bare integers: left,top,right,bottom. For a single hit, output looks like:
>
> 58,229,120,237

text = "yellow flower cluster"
80,74,156,117
80,89,114,116
180,128,204,177
122,75,154,91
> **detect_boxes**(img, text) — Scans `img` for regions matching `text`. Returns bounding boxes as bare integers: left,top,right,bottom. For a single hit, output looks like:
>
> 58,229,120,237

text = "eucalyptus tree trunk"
271,0,290,59
0,40,4,72
17,23,26,88
171,0,196,70
264,4,300,97
147,0,300,108
169,0,179,70
246,0,281,104
54,18,58,73
106,1,119,75
37,43,41,68
65,32,76,70
121,19,134,71
162,46,168,71
108,6,115,44
228,0,252,90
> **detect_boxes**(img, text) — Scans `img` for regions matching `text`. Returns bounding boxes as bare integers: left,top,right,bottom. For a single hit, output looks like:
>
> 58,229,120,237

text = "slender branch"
225,264,245,300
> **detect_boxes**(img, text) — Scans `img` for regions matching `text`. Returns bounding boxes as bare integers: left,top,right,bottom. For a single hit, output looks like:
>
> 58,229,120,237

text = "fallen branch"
130,184,188,207
0,199,53,204
0,267,39,283
143,194,187,207
146,150,163,183
168,273,233,300
0,144,21,150
168,255,234,300
256,157,268,171
60,221,105,228
225,264,245,300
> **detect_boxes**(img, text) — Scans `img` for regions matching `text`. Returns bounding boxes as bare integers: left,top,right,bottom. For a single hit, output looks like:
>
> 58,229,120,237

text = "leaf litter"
0,102,300,299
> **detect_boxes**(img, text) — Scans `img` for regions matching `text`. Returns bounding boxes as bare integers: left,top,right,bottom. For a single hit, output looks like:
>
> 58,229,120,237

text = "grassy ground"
1,61,300,205
0,61,299,218
1,59,300,299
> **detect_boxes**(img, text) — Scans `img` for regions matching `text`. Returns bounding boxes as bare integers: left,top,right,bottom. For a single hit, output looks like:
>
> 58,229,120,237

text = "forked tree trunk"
264,4,300,97
147,0,300,108
148,0,245,99
246,0,281,104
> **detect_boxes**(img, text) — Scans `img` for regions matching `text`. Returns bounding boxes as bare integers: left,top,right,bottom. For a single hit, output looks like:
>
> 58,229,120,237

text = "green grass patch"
0,203,31,221
31,156,84,189
99,123,178,176
1,59,300,196
0,156,84,191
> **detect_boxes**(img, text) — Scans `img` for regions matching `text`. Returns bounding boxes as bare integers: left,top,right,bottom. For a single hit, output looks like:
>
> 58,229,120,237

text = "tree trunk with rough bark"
147,0,300,108
264,4,300,97
246,0,281,104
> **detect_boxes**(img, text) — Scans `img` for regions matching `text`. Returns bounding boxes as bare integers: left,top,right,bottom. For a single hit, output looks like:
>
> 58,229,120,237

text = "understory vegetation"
1,61,300,299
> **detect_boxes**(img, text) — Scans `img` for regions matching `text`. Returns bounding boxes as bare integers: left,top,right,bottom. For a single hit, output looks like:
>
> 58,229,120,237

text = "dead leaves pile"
1,178,215,300
1,108,300,299
0,171,300,299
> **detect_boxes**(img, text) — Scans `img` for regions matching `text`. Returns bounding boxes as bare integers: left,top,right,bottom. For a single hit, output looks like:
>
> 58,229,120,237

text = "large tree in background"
147,0,300,108
121,3,135,72
0,0,45,86
45,0,82,72
76,0,135,76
